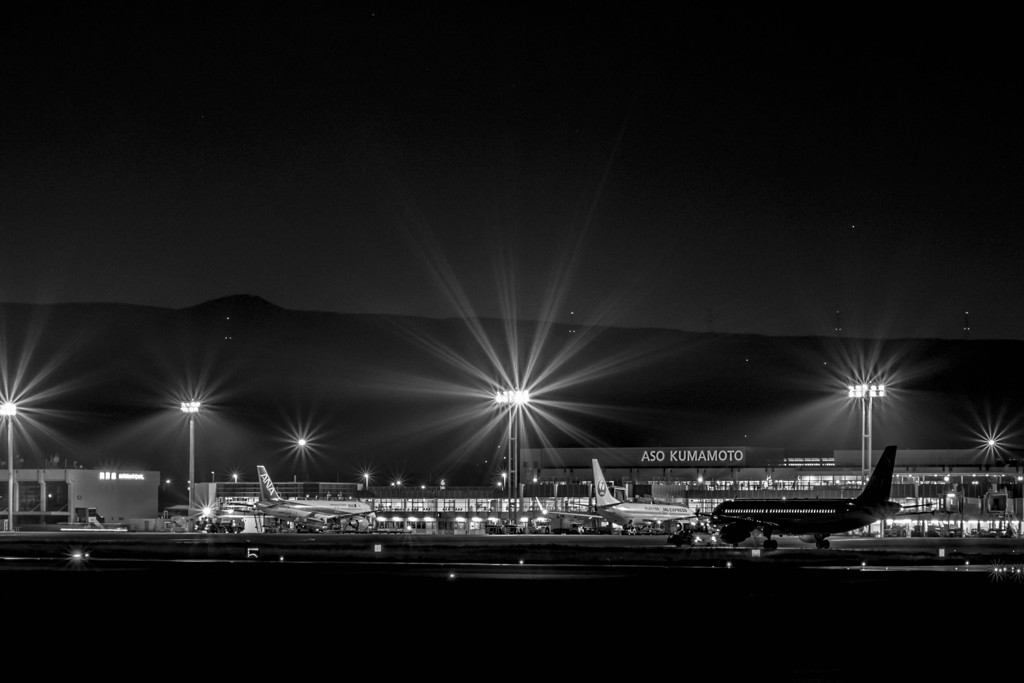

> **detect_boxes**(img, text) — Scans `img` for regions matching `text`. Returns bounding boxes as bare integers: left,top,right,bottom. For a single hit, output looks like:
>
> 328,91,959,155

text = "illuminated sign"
640,449,744,463
99,472,146,480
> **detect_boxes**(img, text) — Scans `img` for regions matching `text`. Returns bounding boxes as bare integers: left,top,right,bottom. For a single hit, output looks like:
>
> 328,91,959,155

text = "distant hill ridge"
0,295,1021,486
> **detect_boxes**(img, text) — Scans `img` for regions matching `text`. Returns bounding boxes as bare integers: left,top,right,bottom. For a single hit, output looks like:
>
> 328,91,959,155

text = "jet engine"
718,524,752,546
347,516,372,532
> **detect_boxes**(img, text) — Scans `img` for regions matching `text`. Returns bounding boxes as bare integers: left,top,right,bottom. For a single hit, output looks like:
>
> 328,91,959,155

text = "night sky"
3,3,1022,340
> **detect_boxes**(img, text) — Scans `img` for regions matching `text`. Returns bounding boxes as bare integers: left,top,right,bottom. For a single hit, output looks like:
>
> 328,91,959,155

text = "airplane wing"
638,514,696,525
323,510,375,520
532,497,601,520
537,509,603,521
706,511,781,531
548,509,602,520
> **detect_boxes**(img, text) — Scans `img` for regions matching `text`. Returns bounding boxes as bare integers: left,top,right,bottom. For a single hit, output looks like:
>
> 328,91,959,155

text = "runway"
2,529,1022,568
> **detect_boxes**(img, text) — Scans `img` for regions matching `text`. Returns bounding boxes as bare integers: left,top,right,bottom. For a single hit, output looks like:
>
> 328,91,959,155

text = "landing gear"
815,536,831,549
762,538,778,550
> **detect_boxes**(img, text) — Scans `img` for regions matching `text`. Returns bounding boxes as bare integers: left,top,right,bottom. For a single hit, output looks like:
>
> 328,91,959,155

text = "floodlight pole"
296,437,312,481
867,385,883,481
6,415,10,531
848,383,885,535
516,403,523,524
180,401,201,526
2,402,16,531
188,416,195,515
496,389,530,528
848,384,885,485
507,407,515,525
862,396,869,484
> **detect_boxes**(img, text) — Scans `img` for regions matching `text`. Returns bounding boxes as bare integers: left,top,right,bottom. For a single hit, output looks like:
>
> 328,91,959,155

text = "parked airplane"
708,444,919,549
255,465,375,532
535,458,700,541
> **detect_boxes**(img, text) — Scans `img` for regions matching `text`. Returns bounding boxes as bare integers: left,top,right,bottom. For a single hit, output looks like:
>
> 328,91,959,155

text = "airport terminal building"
519,445,1022,535
311,445,1021,536
2,446,1021,536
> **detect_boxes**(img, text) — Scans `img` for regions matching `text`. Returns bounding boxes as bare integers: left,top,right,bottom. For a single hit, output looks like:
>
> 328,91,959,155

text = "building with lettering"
1,468,159,530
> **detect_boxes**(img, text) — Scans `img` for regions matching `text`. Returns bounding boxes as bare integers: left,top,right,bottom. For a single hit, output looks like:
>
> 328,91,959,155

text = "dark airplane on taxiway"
707,445,927,549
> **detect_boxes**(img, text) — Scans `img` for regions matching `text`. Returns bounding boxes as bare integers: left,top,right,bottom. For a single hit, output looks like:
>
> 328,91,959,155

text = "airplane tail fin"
256,465,283,503
854,445,897,506
591,459,620,507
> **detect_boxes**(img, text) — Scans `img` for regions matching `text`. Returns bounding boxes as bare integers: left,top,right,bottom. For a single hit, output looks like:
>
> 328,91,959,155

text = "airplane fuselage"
711,498,903,546
601,503,697,528
256,499,374,529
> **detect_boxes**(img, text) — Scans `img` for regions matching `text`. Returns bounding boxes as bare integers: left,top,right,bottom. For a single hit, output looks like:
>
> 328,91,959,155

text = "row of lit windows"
0,482,70,510
721,507,840,515
218,493,995,517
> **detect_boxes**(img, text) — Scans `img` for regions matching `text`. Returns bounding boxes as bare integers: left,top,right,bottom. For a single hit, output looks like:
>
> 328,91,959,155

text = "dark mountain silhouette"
2,295,1022,501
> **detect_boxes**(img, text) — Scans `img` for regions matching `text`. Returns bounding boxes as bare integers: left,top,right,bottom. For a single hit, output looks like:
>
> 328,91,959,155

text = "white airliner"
535,458,699,537
255,465,375,532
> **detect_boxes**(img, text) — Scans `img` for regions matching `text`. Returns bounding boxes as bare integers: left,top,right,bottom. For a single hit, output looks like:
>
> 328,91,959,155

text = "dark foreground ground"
4,532,1020,679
